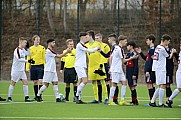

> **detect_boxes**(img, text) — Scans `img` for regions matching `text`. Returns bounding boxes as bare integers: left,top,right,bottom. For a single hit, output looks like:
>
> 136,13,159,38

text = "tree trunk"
63,0,67,33
46,0,55,36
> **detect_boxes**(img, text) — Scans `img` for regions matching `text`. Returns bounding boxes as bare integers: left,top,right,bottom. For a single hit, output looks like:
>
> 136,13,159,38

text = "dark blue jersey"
100,44,116,58
166,47,174,76
126,51,139,79
140,46,155,73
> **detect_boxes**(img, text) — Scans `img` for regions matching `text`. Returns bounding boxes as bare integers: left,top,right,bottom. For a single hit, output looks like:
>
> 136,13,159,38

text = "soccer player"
74,32,99,104
99,33,119,104
149,34,176,107
7,37,35,102
36,39,71,102
167,42,181,108
60,39,77,102
108,35,137,106
26,35,45,101
135,34,156,103
165,44,176,103
95,33,110,103
85,30,108,104
126,41,139,105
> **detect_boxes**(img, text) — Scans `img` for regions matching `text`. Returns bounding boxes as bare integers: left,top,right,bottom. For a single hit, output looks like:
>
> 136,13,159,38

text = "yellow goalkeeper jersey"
85,41,101,67
99,42,110,64
85,40,106,80
26,45,46,71
61,48,76,68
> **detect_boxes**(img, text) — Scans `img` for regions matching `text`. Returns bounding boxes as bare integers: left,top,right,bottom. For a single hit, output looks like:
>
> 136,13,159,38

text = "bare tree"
46,0,55,35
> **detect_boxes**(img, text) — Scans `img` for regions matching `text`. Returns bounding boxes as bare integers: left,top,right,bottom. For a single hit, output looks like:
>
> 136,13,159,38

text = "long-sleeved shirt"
11,47,30,72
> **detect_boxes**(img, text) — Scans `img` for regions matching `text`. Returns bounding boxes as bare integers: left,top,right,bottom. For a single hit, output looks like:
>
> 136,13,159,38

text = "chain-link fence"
1,0,181,82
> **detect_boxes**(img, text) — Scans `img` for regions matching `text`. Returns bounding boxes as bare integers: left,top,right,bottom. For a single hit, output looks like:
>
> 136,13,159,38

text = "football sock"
158,88,164,105
8,85,14,97
37,85,47,96
106,84,110,98
65,87,70,100
53,85,59,99
120,85,126,100
73,86,77,97
169,89,180,101
34,85,38,97
148,87,155,100
109,86,116,101
100,80,108,99
113,86,119,101
23,85,29,97
131,89,137,102
98,84,102,101
39,85,43,89
166,87,172,98
92,81,98,101
151,88,159,103
76,82,85,100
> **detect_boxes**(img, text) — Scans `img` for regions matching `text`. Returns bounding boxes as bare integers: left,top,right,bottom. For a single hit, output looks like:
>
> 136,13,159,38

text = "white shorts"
43,71,58,83
176,71,181,88
155,70,166,85
74,66,87,80
111,72,126,84
11,71,27,82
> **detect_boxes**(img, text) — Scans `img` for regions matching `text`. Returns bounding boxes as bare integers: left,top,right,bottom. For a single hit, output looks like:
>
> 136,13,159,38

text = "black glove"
28,59,35,64
94,64,105,76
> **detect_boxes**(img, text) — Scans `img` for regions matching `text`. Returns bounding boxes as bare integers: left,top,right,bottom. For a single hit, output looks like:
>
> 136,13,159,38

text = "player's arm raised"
56,48,72,58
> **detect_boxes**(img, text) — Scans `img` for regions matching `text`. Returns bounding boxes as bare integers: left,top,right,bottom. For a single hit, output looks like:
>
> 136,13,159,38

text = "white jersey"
152,45,169,71
177,51,181,72
74,42,98,68
110,45,124,73
11,47,30,72
44,48,57,72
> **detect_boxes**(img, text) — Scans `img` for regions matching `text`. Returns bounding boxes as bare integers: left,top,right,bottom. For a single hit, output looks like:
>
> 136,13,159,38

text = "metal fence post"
76,0,80,43
117,0,120,36
0,0,2,80
37,0,40,36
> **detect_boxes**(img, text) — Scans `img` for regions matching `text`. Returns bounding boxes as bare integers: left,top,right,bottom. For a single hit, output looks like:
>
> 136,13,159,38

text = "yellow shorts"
88,65,106,80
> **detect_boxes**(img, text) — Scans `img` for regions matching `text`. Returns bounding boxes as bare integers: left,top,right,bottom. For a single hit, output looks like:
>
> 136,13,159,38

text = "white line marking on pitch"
0,117,180,120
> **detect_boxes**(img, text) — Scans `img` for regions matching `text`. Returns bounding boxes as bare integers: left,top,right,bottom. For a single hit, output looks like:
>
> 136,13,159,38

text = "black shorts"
64,68,77,83
30,64,44,80
145,71,156,83
166,75,173,84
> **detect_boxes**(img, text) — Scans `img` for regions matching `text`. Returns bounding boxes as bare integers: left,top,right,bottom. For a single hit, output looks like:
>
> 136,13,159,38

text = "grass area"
0,81,181,120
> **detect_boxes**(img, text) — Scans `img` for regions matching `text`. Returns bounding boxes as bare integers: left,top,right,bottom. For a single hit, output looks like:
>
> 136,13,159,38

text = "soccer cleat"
90,100,100,104
158,104,167,108
104,99,109,104
36,96,42,102
73,96,77,102
0,97,6,101
108,101,117,106
7,97,13,102
166,100,173,108
113,99,118,104
56,98,66,102
118,100,130,106
25,98,34,102
76,100,87,104
130,100,139,105
65,98,69,102
149,102,157,107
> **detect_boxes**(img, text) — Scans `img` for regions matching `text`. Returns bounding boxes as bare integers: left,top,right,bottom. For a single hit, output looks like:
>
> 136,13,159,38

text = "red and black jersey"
125,51,139,80
140,46,155,73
